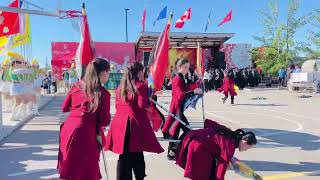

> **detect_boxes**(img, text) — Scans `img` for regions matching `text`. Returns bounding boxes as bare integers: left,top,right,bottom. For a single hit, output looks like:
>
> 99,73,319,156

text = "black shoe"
163,132,171,139
167,150,176,161
222,97,227,104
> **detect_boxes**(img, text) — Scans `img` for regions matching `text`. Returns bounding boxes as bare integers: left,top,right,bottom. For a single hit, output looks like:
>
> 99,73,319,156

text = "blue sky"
1,0,319,66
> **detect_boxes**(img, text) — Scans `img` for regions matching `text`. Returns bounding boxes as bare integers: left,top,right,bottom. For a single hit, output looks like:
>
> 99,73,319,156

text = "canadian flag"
175,8,191,28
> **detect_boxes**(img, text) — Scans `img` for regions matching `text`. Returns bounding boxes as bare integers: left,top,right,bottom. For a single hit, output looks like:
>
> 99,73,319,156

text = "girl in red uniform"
176,119,257,180
104,62,164,180
218,70,237,104
58,58,111,180
161,59,202,159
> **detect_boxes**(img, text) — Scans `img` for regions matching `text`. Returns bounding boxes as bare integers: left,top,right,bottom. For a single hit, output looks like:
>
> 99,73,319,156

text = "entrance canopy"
136,32,234,48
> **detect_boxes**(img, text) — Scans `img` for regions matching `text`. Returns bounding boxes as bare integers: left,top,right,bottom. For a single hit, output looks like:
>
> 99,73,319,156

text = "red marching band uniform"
58,82,111,180
104,80,164,154
176,119,237,180
218,76,237,97
161,73,200,137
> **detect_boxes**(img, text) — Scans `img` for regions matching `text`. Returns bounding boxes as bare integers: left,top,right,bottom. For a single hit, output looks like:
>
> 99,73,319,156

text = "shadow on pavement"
0,96,65,180
232,103,288,107
242,160,320,174
248,128,320,151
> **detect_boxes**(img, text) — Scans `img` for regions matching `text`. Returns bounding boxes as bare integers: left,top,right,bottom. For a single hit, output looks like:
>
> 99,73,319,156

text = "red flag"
75,6,95,78
175,8,191,28
0,0,20,37
146,105,163,131
142,9,146,32
149,14,172,92
218,10,232,27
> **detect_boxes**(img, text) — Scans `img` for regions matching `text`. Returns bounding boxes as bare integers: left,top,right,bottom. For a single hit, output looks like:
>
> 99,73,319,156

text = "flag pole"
150,98,192,130
197,41,205,126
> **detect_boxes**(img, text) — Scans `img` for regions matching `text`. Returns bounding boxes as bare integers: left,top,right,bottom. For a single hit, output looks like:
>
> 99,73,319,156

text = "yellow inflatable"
234,85,239,92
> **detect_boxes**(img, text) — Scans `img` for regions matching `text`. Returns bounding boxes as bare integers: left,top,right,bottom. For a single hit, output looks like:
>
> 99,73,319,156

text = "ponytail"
120,62,144,101
216,128,257,147
83,58,110,112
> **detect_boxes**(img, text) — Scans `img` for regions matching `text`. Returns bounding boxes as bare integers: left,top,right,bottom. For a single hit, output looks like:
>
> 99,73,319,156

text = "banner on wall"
168,48,197,68
51,42,136,78
220,44,252,69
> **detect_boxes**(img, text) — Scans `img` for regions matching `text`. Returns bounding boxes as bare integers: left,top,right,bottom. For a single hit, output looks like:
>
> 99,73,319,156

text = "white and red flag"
175,8,191,28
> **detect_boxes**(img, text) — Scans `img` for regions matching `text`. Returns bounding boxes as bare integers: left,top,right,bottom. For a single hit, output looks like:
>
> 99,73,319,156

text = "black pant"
168,111,191,159
117,120,146,180
224,95,235,104
204,79,210,92
279,77,285,87
209,158,218,180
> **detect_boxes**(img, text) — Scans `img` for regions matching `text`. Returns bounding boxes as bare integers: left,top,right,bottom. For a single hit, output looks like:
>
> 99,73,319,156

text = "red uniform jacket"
104,80,164,154
162,74,200,136
218,77,237,97
176,119,237,180
58,82,111,180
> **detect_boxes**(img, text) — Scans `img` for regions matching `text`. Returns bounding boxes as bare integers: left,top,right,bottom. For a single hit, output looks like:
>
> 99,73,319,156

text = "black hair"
216,128,257,147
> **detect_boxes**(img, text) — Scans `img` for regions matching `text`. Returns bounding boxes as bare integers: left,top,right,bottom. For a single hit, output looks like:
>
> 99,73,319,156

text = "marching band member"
175,119,257,180
104,62,164,180
58,58,111,180
161,58,202,159
218,69,237,104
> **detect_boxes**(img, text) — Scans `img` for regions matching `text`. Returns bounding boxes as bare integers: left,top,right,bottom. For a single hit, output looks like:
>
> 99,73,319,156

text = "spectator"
278,67,286,88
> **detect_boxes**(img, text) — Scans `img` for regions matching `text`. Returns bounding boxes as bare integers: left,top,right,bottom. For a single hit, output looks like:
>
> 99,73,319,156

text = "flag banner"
0,37,8,53
229,157,263,180
175,8,191,28
11,14,31,49
148,14,172,92
75,7,95,79
142,9,146,32
183,82,204,112
153,6,167,26
204,10,212,32
146,105,164,131
0,0,20,37
218,10,232,27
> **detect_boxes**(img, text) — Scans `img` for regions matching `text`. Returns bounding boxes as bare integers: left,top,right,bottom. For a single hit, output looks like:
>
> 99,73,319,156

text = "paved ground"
0,88,319,180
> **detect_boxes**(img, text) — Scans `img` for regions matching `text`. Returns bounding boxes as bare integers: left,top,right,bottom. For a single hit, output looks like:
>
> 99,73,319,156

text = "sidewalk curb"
0,95,56,143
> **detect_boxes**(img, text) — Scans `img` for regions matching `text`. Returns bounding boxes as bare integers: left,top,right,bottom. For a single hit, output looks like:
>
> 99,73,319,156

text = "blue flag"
153,6,167,26
204,10,212,32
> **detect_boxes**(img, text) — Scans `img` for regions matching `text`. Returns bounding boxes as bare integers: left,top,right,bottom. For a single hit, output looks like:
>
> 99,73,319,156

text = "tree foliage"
253,0,313,75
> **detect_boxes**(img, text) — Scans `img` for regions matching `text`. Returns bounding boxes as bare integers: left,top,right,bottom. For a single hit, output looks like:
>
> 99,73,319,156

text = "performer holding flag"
175,119,258,180
161,59,202,160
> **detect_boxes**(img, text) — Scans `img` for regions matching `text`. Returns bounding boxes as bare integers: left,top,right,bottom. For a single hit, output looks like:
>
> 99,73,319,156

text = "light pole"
125,8,130,42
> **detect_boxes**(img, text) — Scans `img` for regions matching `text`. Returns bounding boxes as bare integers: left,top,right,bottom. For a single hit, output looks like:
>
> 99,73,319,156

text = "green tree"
253,0,312,75
302,9,320,58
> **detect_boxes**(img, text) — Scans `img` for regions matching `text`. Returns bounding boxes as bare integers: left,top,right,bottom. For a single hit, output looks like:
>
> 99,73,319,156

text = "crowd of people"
164,65,263,93
57,57,257,180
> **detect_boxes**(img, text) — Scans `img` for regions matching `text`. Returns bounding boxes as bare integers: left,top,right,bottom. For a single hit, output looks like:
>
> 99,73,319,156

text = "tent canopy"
136,32,234,48
302,59,320,72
